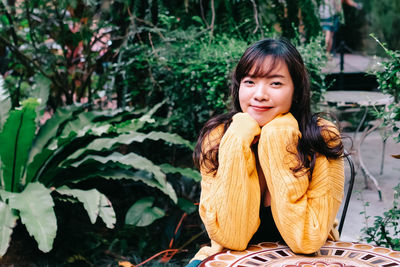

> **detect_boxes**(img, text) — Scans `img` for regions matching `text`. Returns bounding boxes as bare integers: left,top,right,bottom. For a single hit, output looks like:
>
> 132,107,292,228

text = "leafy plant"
0,0,134,108
361,184,400,250
369,34,400,142
0,77,196,257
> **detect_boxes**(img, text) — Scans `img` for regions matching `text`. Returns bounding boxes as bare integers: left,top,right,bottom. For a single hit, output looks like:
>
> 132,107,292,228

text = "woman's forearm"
257,113,345,254
199,113,261,250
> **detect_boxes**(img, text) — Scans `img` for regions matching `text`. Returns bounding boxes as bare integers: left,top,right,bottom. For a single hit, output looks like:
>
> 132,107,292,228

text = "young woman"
188,38,345,266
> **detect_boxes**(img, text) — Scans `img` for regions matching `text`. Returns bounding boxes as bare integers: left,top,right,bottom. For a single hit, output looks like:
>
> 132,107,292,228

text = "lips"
250,105,272,112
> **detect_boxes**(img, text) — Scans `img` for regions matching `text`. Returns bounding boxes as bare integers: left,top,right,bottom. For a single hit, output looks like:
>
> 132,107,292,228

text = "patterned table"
199,241,400,267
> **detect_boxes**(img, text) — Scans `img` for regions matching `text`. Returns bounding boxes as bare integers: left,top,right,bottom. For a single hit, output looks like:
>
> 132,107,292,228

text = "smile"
250,106,272,112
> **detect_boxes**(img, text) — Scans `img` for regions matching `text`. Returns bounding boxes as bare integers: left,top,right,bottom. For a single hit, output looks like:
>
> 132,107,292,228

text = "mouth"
250,105,272,112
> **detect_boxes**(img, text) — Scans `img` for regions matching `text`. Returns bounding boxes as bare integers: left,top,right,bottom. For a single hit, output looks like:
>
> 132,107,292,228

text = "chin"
246,110,273,126
255,119,270,127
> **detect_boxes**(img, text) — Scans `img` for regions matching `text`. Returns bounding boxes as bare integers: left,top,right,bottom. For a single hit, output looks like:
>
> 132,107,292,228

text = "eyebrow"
247,74,286,79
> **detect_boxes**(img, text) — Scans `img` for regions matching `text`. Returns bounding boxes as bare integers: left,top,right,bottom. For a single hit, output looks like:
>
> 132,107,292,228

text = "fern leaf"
71,152,167,187
66,169,177,203
8,182,56,253
56,186,115,228
0,100,38,192
160,163,201,182
63,131,193,164
0,200,18,256
25,106,81,185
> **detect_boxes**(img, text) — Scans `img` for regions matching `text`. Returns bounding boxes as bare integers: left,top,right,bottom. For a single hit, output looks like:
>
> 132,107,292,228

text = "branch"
250,0,260,34
0,1,20,46
200,0,209,28
53,0,70,72
134,17,165,39
0,35,35,74
24,1,39,50
0,35,69,98
209,0,215,36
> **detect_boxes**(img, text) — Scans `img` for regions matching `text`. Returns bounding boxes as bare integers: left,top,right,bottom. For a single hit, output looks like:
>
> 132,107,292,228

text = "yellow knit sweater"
192,112,344,261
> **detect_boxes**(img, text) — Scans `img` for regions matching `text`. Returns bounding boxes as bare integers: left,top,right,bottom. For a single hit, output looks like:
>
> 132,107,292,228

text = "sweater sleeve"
198,113,261,251
257,113,344,254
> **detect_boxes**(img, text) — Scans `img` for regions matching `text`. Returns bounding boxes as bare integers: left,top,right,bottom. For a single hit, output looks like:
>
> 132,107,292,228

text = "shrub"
0,76,198,258
369,34,400,142
361,184,400,250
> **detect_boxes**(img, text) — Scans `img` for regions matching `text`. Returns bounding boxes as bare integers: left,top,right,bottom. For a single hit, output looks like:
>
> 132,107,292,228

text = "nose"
253,83,269,101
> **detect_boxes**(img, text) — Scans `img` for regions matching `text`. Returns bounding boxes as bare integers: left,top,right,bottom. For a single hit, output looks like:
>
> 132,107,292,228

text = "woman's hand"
230,113,261,144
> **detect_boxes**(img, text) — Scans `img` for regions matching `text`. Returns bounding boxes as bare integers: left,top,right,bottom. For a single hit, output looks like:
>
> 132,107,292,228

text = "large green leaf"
0,75,11,131
63,131,193,164
25,106,81,184
125,197,165,227
0,200,18,256
71,152,167,188
8,182,56,253
26,110,111,186
177,198,197,215
57,112,111,140
64,169,177,203
98,193,116,229
0,99,39,192
160,163,201,182
56,186,115,228
115,101,166,133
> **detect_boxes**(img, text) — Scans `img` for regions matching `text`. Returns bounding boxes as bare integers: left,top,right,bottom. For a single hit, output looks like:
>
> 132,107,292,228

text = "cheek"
238,87,248,111
275,89,294,112
285,87,295,110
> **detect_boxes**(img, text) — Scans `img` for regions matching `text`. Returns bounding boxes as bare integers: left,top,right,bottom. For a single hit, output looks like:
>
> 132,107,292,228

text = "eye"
271,81,283,87
242,79,255,86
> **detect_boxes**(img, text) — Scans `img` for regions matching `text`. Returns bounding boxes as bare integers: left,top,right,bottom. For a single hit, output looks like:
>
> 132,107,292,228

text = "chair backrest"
338,150,356,235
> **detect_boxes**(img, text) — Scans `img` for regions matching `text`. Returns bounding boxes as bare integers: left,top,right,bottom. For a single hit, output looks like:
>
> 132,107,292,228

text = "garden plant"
0,76,199,263
360,35,400,251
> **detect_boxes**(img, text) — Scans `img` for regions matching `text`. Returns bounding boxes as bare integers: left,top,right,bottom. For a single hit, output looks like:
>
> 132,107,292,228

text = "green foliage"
0,99,38,192
0,0,134,108
115,28,247,139
0,199,17,256
5,183,56,253
360,0,400,51
125,197,165,227
0,95,197,257
361,184,400,250
369,35,400,142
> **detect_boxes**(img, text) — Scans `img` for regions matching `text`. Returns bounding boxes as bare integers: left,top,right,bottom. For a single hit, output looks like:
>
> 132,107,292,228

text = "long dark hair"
193,38,343,176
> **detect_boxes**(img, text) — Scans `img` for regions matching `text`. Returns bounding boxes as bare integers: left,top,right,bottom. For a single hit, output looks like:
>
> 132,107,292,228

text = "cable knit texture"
191,112,344,262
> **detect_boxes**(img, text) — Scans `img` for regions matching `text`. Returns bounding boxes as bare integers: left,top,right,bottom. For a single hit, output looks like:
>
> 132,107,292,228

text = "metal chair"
338,150,356,235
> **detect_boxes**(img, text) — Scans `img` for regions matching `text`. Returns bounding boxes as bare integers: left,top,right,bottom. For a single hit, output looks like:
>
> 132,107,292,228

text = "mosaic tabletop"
199,241,400,267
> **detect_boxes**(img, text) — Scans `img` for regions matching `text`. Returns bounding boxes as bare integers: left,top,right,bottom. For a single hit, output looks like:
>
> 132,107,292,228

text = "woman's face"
238,57,294,126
